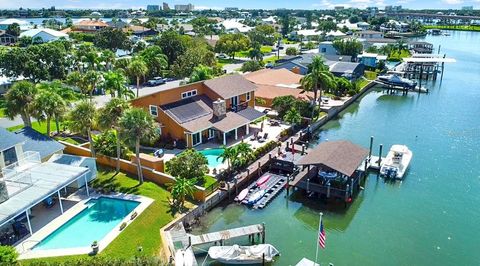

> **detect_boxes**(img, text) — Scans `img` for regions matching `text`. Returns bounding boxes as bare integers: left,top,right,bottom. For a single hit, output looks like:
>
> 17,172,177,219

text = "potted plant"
91,241,99,254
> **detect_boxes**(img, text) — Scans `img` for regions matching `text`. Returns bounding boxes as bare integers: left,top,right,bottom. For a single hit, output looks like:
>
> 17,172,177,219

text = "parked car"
164,77,177,82
145,77,165,86
216,53,228,59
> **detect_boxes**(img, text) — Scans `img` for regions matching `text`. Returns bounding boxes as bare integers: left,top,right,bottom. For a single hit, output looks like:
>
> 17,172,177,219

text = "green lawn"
198,175,217,189
424,25,480,32
8,121,61,135
235,46,273,58
22,166,180,265
364,71,378,80
356,78,371,89
216,58,234,67
54,136,82,145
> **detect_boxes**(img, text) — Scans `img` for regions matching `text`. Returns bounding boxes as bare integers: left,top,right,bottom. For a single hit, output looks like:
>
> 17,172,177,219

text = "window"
192,132,201,146
3,147,18,166
149,105,158,117
181,89,198,99
208,128,215,139
246,92,251,102
321,48,327,53
231,96,239,106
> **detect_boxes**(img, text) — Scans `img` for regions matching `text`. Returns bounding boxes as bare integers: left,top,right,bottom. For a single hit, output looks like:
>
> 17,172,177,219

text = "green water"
192,30,480,266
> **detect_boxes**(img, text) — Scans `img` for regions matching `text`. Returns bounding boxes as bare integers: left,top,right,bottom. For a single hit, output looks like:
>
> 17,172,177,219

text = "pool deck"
16,192,153,260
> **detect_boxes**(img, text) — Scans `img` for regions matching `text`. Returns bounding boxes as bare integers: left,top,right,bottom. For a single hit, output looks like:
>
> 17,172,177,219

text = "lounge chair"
250,132,259,141
258,133,268,143
43,196,56,208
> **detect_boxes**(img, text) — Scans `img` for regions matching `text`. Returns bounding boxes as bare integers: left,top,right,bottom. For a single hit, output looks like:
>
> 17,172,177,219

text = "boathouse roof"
297,140,368,176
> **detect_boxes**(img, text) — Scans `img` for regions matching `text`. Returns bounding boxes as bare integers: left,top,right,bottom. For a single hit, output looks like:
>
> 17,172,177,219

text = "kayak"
256,175,271,187
235,188,249,202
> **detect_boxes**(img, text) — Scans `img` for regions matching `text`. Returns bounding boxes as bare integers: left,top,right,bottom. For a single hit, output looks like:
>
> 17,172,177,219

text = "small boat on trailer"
208,244,280,265
380,145,413,179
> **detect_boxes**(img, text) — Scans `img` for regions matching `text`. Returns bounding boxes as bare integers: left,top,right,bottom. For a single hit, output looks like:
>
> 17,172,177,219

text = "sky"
1,0,480,10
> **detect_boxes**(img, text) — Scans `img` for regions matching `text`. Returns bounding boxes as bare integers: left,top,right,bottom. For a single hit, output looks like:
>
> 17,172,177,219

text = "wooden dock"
253,174,287,209
189,223,265,246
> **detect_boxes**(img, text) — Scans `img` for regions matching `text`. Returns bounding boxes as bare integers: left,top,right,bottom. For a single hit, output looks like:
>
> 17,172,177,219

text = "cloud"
442,0,463,4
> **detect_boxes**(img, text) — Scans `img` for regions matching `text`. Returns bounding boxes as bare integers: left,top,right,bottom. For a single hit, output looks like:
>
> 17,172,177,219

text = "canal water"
192,30,480,265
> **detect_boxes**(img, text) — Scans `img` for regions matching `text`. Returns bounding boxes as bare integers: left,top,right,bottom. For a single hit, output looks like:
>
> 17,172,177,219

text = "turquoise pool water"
199,149,224,168
33,197,139,250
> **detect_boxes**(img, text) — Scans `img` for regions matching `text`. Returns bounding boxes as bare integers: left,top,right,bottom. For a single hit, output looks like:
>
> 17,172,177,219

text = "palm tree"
189,65,213,83
84,70,102,99
4,81,37,127
37,81,77,134
102,71,134,99
234,142,253,167
32,90,66,136
300,56,336,119
168,177,196,208
118,108,159,184
283,107,302,128
68,101,97,157
217,145,237,173
100,49,116,71
98,98,130,173
127,58,148,98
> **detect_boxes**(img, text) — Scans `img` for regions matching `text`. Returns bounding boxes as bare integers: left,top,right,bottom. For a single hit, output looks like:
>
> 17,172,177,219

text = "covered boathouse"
291,140,368,204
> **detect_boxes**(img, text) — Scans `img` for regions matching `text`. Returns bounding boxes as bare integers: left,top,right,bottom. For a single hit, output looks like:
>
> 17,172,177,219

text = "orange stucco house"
131,74,265,148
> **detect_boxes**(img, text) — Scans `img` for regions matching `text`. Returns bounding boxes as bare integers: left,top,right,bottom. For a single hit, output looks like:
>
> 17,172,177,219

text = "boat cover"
208,244,279,263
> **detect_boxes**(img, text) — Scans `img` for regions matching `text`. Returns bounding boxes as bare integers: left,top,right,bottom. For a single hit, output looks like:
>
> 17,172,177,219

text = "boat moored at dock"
380,145,413,179
208,244,280,265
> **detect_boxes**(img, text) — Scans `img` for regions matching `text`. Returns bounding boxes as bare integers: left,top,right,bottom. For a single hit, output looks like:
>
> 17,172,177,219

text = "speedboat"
378,74,417,89
174,250,194,266
380,145,413,179
244,189,266,205
208,244,280,265
235,188,249,202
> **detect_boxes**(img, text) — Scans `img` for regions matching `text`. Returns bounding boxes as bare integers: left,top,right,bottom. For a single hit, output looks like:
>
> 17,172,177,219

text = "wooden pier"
189,223,265,246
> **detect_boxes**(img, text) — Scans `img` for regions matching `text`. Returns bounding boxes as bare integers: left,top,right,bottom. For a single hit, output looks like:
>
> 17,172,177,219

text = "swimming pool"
199,148,224,168
33,197,139,250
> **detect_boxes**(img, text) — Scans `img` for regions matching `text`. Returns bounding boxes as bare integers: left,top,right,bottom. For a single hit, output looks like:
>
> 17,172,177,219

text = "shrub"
92,130,130,159
240,60,264,72
285,47,298,56
25,256,167,266
0,245,18,264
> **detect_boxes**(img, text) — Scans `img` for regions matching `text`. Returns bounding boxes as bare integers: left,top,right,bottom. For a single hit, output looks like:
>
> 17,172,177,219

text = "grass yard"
364,71,378,80
22,166,182,265
235,46,273,58
424,25,480,32
199,175,217,189
54,136,83,145
356,78,371,89
8,121,61,135
0,108,5,118
388,49,411,61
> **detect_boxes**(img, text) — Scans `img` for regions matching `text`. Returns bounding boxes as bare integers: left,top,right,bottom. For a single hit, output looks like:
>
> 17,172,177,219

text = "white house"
319,41,337,55
19,28,69,43
0,18,32,31
218,19,252,33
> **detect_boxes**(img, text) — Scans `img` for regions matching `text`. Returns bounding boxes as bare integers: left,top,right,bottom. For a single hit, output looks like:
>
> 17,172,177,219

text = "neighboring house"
319,41,337,55
0,18,31,31
217,19,252,33
353,30,384,39
11,127,65,162
0,30,16,45
107,20,128,29
131,74,265,147
73,19,108,32
274,53,354,76
325,61,365,80
360,37,397,49
358,53,388,68
0,127,26,169
357,22,370,30
244,69,313,107
19,28,69,43
48,154,97,188
408,41,434,54
124,25,158,37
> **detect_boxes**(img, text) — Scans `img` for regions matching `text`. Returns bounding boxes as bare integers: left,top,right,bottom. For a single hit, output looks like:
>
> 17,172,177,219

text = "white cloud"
442,0,463,4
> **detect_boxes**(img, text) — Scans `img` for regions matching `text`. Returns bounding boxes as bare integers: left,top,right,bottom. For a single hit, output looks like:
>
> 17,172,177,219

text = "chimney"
212,98,226,120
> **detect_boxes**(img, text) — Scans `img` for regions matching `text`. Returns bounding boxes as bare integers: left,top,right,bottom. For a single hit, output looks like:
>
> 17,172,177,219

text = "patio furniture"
43,196,56,208
250,132,259,141
269,120,280,126
258,133,269,143
154,149,164,158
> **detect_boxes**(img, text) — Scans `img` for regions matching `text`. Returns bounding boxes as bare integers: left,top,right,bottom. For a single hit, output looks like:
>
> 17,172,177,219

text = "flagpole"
314,212,323,265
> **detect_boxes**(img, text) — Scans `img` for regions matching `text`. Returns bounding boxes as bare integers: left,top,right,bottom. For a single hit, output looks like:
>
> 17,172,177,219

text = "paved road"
0,116,25,128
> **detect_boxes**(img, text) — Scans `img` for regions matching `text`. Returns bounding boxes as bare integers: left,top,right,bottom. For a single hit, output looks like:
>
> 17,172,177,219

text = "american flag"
318,220,326,249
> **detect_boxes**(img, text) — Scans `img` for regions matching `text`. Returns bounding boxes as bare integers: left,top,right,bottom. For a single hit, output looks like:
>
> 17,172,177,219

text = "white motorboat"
380,145,413,179
174,249,195,266
244,189,266,205
208,244,280,265
377,74,417,89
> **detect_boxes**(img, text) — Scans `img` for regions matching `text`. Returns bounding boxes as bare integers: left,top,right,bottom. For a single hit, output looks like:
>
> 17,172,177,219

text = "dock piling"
378,144,383,168
369,136,374,158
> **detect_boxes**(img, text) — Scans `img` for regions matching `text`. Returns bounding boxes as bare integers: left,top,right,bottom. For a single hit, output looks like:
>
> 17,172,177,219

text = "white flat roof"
403,57,456,63
0,162,89,227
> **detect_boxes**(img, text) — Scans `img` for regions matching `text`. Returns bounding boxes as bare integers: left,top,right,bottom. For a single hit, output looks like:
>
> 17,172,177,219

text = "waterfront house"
357,22,370,31
0,19,31,31
244,69,312,107
124,25,158,37
9,127,64,162
19,28,69,43
325,61,365,80
354,30,384,39
358,53,388,68
408,41,434,54
130,74,265,147
73,19,109,32
291,140,368,204
319,41,338,55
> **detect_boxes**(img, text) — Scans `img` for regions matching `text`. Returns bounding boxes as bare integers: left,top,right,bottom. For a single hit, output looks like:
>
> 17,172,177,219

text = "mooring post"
378,144,383,168
302,144,306,155
286,142,290,151
262,253,265,266
234,178,238,196
262,222,266,244
369,136,374,158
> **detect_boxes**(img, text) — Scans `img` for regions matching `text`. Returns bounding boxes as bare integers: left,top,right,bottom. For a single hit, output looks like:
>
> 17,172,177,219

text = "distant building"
0,18,31,31
367,7,378,17
385,5,402,12
163,2,170,10
147,5,160,11
334,6,345,10
462,6,473,10
225,7,239,11
0,30,16,46
354,30,384,39
73,19,108,32
20,28,69,43
174,4,194,12
319,41,337,55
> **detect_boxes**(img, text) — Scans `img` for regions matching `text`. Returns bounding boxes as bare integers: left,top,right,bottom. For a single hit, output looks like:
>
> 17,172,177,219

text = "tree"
166,149,208,180
68,101,97,157
83,70,102,99
168,177,196,208
102,70,133,99
155,30,187,65
37,81,77,134
119,108,159,184
317,20,337,33
127,58,148,98
32,90,66,136
240,60,263,72
171,39,217,78
139,45,168,78
349,16,360,24
6,23,20,37
215,33,250,60
4,81,37,127
283,107,302,127
189,65,214,83
100,49,116,71
217,146,237,173
234,142,253,167
333,77,353,96
301,56,336,118
0,245,18,264
332,39,363,59
286,47,299,56
97,98,130,173
94,28,132,51
272,95,297,118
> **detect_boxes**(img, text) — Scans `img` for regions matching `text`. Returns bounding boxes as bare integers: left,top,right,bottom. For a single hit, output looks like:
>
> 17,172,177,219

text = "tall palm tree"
168,177,196,208
127,58,148,98
283,107,302,128
32,90,66,136
4,81,37,127
102,71,134,99
37,81,77,134
300,56,336,119
100,49,116,71
98,98,130,173
68,101,97,157
84,70,102,99
118,108,158,184
217,145,237,173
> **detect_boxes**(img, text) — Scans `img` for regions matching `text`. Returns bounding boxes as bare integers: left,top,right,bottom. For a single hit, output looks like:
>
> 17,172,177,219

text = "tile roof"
297,140,368,176
204,74,257,99
244,69,303,87
75,20,109,27
13,127,65,160
255,84,313,101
